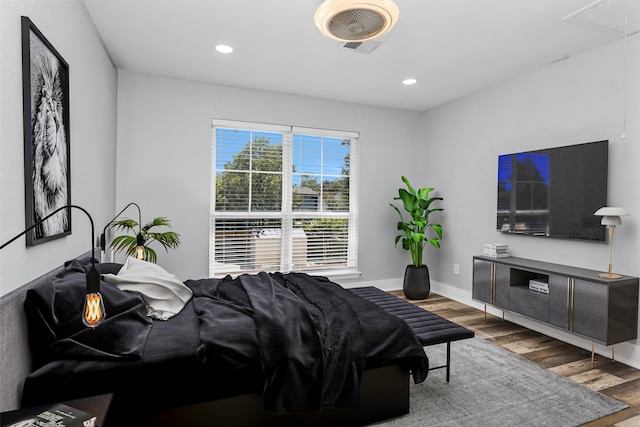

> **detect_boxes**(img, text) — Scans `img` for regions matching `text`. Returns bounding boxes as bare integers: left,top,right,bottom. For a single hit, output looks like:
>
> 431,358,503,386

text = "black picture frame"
21,16,71,246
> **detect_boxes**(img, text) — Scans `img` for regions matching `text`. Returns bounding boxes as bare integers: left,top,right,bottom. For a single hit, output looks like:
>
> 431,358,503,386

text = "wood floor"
390,290,640,427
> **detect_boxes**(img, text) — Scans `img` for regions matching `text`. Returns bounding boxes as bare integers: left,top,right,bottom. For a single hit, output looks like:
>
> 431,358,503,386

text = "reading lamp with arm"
0,204,105,328
594,206,630,279
99,202,145,261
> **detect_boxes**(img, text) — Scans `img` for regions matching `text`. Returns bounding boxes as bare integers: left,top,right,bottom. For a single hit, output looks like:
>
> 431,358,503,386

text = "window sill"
306,269,362,281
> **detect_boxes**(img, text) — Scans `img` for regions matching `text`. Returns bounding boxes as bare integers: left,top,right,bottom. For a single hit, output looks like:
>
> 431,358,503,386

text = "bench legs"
426,341,452,382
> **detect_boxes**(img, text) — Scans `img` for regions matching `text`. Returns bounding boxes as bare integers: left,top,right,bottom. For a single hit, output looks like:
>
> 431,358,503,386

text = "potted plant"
109,216,180,263
389,176,443,299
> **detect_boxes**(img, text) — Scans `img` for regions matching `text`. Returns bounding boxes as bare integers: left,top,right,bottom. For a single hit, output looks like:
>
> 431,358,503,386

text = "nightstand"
1,394,112,427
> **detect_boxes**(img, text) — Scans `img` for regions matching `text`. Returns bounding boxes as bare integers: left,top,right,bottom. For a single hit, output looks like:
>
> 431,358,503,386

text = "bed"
18,252,430,426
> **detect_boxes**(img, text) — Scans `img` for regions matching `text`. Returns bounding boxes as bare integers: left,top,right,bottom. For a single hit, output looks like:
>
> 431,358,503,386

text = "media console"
472,256,639,364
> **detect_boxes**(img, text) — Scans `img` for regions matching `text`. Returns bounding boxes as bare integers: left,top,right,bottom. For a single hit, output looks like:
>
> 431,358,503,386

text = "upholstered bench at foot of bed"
349,286,475,382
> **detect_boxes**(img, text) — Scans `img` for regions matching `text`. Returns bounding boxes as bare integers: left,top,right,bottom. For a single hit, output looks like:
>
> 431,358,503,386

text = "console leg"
484,304,487,324
591,342,595,368
612,345,615,363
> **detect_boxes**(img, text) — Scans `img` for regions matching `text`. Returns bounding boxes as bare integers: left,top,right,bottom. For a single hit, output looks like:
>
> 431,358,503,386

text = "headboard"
0,249,99,412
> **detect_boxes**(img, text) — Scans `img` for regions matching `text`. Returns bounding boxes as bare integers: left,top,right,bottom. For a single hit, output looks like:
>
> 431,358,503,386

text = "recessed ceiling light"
402,78,417,85
215,44,233,54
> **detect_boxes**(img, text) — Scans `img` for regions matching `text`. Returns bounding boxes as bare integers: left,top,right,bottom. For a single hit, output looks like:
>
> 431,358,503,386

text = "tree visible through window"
210,120,359,277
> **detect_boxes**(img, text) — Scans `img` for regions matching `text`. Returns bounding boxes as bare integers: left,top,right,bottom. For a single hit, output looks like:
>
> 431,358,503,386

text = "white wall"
0,0,118,412
0,0,118,297
115,70,423,283
421,35,640,368
115,36,640,370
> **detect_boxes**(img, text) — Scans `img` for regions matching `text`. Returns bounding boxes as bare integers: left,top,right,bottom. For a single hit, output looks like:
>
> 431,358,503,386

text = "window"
210,119,359,278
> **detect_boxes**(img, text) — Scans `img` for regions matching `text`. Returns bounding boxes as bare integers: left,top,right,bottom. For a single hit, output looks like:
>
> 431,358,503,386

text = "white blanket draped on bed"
102,257,192,320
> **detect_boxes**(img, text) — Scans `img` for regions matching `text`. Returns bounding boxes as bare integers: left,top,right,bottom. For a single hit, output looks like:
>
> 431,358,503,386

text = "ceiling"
82,0,639,112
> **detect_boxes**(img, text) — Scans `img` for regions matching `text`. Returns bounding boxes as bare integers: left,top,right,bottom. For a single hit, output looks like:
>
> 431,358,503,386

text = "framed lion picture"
21,16,71,246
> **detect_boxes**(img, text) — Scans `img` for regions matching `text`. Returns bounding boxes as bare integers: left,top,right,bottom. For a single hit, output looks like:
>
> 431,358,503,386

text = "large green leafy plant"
110,217,180,263
389,176,443,267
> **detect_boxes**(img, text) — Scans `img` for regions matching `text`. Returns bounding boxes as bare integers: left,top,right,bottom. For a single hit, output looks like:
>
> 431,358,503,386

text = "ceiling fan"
314,0,400,42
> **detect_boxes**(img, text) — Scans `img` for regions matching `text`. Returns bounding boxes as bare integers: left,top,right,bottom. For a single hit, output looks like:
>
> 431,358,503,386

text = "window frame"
210,119,360,279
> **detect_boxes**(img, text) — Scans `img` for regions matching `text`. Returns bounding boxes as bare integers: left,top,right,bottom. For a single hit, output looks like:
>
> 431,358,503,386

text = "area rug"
369,337,627,427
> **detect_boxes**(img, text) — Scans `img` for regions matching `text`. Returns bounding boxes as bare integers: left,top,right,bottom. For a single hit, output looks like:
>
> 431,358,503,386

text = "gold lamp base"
599,225,623,280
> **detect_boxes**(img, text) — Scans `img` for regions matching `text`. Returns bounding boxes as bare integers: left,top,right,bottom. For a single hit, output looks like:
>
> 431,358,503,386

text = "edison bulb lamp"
136,234,145,260
0,204,106,328
82,267,105,328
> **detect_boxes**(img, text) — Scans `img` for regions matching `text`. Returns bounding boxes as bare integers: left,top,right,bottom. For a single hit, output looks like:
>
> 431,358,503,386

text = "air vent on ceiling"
338,40,382,53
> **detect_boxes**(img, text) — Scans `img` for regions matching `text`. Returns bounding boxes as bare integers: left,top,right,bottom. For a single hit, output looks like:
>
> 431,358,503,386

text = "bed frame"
146,364,409,427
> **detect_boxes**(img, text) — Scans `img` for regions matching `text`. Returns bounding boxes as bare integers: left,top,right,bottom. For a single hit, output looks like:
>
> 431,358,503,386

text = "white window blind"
210,120,359,277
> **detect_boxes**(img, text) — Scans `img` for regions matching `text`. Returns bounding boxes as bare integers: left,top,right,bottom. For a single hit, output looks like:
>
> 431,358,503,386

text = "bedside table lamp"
1,205,105,327
99,202,145,261
594,206,629,279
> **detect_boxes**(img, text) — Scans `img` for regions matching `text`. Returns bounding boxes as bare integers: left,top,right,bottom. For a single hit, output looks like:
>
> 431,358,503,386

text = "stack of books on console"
483,243,509,258
529,279,549,294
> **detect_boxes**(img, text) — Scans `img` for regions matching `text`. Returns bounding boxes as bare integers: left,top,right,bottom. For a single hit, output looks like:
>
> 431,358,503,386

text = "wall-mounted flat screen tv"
497,140,608,241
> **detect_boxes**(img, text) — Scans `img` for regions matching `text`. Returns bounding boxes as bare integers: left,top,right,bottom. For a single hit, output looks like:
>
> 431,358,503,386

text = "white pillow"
102,257,192,320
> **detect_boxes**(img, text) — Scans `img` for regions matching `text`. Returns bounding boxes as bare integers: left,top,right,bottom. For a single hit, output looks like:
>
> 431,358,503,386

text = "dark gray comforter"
22,260,429,415
192,272,429,412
